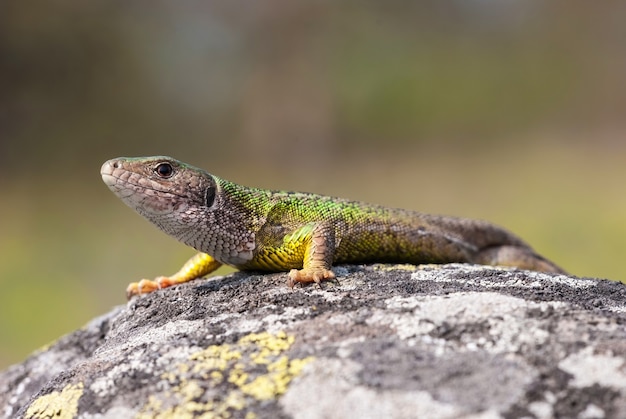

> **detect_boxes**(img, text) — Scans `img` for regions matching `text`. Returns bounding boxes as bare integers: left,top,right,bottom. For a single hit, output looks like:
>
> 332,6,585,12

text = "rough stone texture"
2,264,626,419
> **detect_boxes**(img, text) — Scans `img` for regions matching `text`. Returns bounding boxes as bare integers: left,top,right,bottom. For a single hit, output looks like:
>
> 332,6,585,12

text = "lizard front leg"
126,252,222,298
287,223,336,288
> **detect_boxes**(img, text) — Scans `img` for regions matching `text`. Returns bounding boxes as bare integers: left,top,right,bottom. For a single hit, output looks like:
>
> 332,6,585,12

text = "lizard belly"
238,241,307,271
333,225,476,265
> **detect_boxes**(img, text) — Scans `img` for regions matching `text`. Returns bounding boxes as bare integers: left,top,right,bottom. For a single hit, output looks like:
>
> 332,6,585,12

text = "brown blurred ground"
1,1,625,369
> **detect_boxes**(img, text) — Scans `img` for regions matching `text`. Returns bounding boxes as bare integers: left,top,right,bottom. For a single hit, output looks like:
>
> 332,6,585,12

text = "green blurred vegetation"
2,1,626,369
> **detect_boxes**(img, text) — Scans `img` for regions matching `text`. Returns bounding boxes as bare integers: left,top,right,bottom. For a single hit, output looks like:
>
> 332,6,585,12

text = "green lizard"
101,156,565,298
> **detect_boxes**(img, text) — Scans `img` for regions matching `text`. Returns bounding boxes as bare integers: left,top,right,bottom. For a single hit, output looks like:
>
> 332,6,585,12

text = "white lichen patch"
370,292,563,354
559,347,626,388
411,266,597,290
281,357,501,419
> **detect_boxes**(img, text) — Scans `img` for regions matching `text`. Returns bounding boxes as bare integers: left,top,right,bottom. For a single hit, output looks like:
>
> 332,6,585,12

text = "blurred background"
1,1,625,370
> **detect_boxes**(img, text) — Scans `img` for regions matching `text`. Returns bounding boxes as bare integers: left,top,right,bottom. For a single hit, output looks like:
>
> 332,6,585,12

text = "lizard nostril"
112,161,119,169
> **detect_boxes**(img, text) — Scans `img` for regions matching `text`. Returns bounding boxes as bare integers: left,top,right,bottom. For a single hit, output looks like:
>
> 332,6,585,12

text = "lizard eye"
155,162,174,178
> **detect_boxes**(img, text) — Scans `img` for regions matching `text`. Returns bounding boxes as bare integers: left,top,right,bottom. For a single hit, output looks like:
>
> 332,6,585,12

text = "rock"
2,264,626,419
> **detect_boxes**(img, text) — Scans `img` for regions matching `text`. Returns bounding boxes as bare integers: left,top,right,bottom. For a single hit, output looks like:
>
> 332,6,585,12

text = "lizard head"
101,155,218,230
102,156,259,264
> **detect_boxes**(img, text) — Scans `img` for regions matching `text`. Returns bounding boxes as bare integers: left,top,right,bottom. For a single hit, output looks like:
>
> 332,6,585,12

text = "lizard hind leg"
475,245,566,274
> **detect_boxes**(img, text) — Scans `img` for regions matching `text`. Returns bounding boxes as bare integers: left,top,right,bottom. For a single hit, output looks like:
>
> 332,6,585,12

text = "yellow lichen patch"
374,263,418,272
190,343,242,374
233,333,313,401
240,355,314,401
239,331,294,362
227,367,249,387
136,331,314,419
25,383,84,419
210,370,224,384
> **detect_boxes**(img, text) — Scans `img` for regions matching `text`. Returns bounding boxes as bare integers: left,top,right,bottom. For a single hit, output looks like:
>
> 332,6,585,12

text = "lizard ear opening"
205,185,216,208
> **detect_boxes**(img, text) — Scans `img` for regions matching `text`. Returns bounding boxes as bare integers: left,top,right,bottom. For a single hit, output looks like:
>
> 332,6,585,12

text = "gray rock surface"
2,264,626,418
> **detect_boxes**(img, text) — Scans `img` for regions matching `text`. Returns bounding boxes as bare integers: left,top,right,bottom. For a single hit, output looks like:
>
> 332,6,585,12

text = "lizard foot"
126,276,177,299
287,268,336,289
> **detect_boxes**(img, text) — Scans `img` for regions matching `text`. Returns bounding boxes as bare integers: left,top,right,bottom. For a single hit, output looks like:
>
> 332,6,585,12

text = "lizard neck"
183,177,273,265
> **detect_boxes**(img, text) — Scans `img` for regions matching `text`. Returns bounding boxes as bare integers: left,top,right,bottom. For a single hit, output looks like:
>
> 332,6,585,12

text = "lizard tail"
474,245,567,274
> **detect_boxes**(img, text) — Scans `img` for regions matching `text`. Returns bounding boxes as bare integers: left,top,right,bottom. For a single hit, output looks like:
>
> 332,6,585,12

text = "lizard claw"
126,279,150,299
287,268,336,289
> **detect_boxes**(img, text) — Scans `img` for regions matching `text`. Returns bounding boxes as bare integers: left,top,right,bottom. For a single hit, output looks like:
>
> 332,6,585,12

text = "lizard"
100,156,565,298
